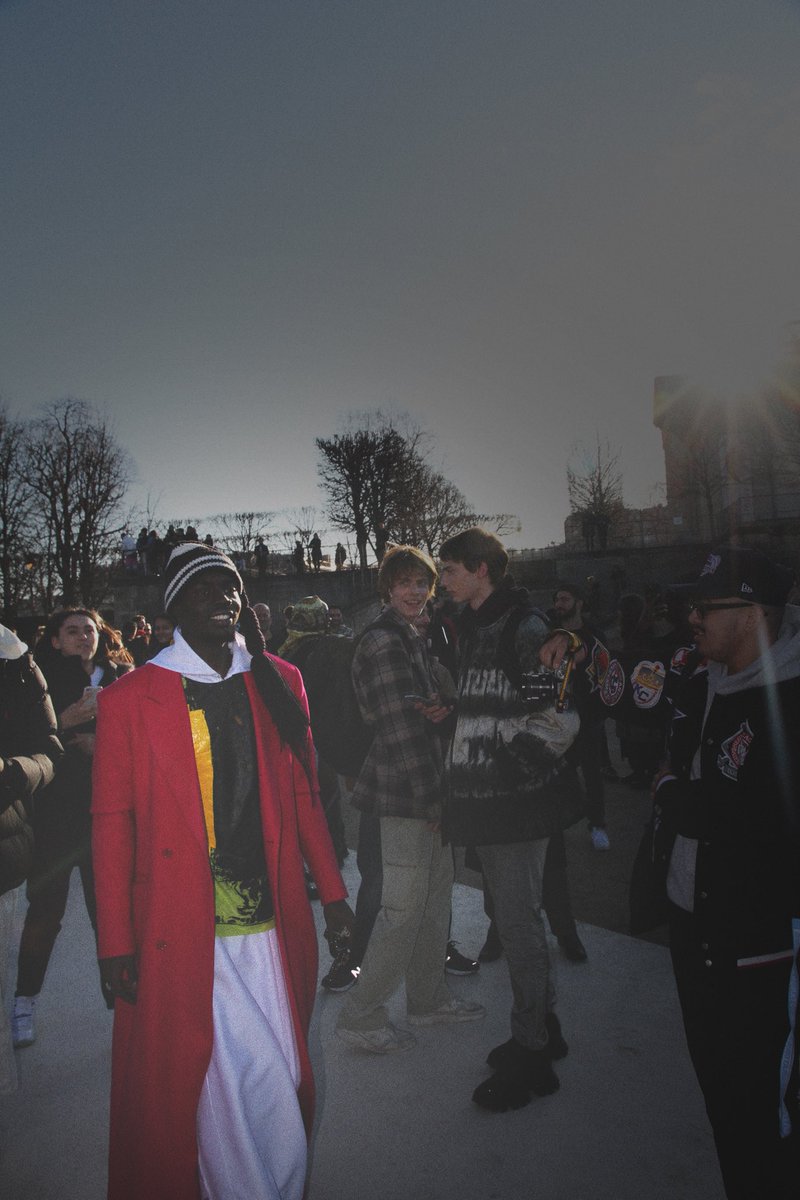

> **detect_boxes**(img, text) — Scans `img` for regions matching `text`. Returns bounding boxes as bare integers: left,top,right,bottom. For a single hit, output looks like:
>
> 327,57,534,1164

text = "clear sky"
2,0,799,550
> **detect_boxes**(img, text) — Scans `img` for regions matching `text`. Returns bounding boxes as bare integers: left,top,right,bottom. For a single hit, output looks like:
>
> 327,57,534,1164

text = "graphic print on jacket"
446,594,581,847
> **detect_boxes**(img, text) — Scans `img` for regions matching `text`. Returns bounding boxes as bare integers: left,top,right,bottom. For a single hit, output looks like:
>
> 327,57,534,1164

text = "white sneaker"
336,1022,416,1054
408,997,486,1025
12,996,36,1048
590,827,611,851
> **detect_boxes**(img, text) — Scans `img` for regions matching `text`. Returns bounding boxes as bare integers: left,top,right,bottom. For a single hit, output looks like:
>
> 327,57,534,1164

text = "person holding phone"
336,545,484,1054
12,608,131,1047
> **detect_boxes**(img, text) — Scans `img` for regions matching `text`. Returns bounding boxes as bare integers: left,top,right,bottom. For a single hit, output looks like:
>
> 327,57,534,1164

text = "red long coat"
91,657,347,1200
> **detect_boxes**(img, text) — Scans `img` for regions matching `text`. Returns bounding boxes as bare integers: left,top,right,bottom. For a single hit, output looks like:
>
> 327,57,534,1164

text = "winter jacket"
34,653,129,818
350,607,446,821
658,605,800,970
0,630,63,894
445,579,581,846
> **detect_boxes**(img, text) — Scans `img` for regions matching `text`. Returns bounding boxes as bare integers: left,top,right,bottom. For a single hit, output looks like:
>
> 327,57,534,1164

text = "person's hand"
100,954,138,1005
539,631,586,669
60,694,97,730
415,694,453,724
323,899,355,939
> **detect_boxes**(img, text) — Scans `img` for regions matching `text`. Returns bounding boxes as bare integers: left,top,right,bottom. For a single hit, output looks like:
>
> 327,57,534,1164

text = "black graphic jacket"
445,579,581,847
657,605,800,971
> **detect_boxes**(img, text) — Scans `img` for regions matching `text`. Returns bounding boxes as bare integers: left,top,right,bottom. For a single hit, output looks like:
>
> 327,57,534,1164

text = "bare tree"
319,413,519,564
567,437,624,550
22,398,133,606
395,464,519,556
0,405,38,619
278,507,320,569
206,511,275,560
316,415,422,570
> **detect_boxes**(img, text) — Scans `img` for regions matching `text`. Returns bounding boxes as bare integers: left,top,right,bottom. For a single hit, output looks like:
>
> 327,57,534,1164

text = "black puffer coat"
0,652,63,894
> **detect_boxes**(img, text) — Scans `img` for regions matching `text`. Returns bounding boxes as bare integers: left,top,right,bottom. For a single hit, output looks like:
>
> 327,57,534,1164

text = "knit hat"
673,546,794,608
287,596,329,633
163,543,244,613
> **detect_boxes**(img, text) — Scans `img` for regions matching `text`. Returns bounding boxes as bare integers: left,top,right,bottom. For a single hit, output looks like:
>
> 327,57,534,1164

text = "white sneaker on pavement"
408,997,486,1025
336,1022,416,1054
12,996,37,1048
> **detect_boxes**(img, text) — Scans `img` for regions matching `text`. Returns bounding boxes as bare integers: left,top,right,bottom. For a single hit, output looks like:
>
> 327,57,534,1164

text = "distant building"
654,327,800,543
563,324,800,552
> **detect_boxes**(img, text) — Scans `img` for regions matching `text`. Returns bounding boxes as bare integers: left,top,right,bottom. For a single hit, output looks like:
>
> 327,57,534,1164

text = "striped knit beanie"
163,543,244,613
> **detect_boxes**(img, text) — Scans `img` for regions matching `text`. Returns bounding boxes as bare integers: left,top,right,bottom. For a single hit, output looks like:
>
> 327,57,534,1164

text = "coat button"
699,891,708,900
701,942,709,950
704,959,712,967
162,848,173,857
156,939,167,951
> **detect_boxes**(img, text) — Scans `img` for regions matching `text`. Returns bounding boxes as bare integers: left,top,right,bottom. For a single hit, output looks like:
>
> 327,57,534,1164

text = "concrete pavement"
0,847,726,1200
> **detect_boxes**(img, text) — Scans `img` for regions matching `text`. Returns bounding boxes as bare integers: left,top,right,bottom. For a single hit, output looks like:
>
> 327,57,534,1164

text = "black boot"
487,1015,568,1071
472,1070,532,1112
473,1042,560,1111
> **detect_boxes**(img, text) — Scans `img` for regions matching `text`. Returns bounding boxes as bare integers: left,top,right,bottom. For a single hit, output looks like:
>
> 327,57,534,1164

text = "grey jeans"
476,838,555,1051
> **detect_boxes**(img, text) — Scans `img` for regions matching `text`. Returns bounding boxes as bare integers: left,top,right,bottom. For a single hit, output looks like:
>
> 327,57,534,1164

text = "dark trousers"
16,798,98,997
576,720,606,829
318,761,347,865
669,906,800,1199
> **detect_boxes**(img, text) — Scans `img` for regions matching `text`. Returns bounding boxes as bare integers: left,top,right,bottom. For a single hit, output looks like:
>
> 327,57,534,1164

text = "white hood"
0,623,28,661
709,603,800,697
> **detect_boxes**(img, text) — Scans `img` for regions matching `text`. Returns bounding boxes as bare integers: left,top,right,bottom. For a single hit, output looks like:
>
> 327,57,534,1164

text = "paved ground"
0,741,726,1200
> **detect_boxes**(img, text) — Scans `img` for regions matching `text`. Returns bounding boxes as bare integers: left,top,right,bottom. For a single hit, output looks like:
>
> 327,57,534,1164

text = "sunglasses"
688,600,754,619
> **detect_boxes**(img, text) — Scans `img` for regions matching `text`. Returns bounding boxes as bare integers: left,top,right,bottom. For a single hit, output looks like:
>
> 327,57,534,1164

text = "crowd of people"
120,528,351,579
1,532,798,1199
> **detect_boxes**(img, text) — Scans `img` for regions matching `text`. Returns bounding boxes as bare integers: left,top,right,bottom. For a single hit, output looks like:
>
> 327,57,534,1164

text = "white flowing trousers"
197,928,307,1200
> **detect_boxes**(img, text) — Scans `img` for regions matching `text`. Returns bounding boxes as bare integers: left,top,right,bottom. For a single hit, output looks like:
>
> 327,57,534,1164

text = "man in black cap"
656,546,800,1198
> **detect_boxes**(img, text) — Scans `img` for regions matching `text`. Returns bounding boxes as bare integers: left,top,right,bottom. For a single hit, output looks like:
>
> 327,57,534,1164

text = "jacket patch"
600,658,625,707
629,660,666,710
586,642,610,694
670,646,691,674
717,720,754,781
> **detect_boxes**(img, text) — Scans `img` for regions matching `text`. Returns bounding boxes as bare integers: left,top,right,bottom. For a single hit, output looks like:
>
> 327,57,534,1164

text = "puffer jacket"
0,642,63,894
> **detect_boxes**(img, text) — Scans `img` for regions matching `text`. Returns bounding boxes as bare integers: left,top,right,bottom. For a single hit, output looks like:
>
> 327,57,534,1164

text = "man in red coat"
92,544,352,1200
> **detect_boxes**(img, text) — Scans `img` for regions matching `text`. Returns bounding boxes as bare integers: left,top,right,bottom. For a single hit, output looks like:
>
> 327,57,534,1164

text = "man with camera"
439,527,583,1112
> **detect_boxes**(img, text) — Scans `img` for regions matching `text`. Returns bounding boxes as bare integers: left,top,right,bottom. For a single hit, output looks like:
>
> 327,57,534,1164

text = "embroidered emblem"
717,720,754,781
670,646,691,674
586,641,610,694
600,658,625,707
700,552,722,577
629,659,666,709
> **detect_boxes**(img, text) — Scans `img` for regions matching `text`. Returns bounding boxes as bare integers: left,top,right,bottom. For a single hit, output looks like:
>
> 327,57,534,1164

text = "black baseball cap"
673,546,794,608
